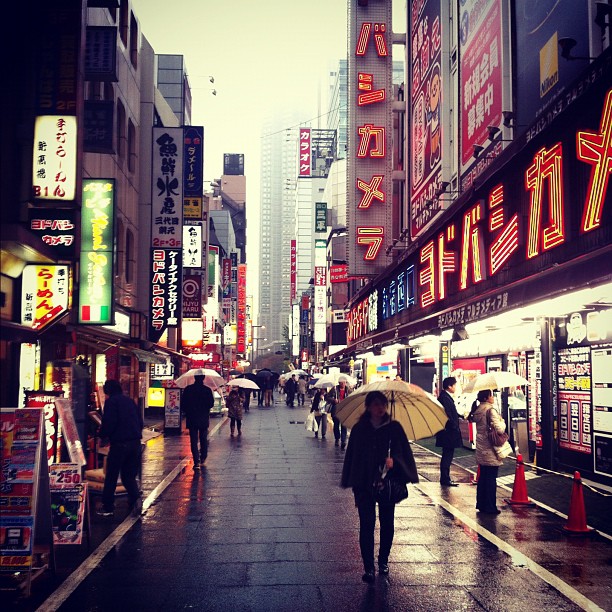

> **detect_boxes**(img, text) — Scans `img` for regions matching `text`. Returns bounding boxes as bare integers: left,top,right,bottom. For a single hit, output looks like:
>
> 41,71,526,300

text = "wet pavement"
5,396,612,611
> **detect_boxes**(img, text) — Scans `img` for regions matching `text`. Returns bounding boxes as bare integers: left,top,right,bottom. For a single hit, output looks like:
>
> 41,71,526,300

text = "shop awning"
130,348,166,364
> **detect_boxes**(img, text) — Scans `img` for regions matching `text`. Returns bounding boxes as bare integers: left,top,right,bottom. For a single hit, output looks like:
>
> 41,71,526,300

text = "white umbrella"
175,368,225,389
227,378,260,390
280,370,307,380
313,372,357,389
462,371,529,393
335,380,448,441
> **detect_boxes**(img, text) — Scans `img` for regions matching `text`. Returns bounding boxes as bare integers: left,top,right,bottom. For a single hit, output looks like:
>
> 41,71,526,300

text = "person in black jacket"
97,380,143,517
181,374,215,470
341,391,419,583
435,376,463,486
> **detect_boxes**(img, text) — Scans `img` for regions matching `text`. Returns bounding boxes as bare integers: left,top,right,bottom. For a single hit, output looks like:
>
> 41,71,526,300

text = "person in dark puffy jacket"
98,380,143,517
181,375,214,470
341,391,419,583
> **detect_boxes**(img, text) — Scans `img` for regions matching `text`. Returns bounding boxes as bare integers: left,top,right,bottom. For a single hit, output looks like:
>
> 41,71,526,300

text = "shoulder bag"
486,408,509,447
372,440,408,505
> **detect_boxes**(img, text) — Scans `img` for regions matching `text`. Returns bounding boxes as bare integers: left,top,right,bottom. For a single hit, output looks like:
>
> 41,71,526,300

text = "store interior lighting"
356,350,375,360
382,342,406,353
440,329,454,341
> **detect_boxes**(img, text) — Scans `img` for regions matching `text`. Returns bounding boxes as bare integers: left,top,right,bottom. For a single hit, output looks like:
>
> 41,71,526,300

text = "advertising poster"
164,388,181,429
21,265,71,331
557,346,592,454
459,0,504,190
514,0,589,131
0,516,34,571
24,392,62,466
49,464,87,545
410,0,443,238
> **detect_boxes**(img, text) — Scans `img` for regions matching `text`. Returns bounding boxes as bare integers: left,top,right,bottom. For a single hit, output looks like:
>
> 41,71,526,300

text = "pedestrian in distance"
285,374,297,407
265,376,274,407
469,389,507,514
242,388,251,413
181,374,215,470
310,388,327,439
435,376,463,486
227,388,244,436
328,380,350,449
341,391,419,583
297,375,307,406
97,380,143,517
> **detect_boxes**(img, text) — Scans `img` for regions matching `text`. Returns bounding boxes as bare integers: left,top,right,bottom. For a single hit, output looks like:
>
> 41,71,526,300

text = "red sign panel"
236,264,247,354
298,129,311,177
330,264,349,283
290,240,297,301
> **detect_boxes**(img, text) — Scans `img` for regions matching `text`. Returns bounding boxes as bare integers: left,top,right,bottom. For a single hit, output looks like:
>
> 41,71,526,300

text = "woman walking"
341,391,418,583
469,389,507,514
226,388,244,436
310,389,327,439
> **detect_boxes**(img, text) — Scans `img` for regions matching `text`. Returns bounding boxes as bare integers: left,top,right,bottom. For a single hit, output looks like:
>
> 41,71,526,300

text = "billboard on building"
409,0,444,238
459,0,507,191
84,101,114,154
313,239,327,343
84,26,117,81
298,129,312,177
237,264,247,354
183,224,203,268
182,274,202,319
152,127,183,248
149,248,182,342
315,202,327,233
32,115,78,202
21,265,71,330
78,179,115,325
514,0,590,132
28,209,76,259
290,240,297,301
183,126,204,198
348,0,394,275
223,153,244,176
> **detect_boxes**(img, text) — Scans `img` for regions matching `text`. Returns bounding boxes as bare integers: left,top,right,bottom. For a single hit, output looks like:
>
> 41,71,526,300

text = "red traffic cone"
470,465,480,486
505,454,535,506
563,472,595,536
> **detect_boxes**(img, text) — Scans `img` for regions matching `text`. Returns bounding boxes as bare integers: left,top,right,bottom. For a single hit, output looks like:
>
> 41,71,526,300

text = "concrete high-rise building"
155,54,192,126
258,113,301,348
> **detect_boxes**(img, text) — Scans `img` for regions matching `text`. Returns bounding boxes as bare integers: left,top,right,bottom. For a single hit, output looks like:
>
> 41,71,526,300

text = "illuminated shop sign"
348,0,393,275
22,265,70,330
347,290,378,343
28,209,76,258
237,264,247,354
149,248,182,342
347,87,612,343
32,115,77,201
78,179,115,325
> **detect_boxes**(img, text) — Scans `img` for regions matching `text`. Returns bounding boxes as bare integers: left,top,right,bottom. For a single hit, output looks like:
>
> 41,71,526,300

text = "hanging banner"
151,127,183,248
79,179,115,325
21,265,70,330
182,274,202,318
183,126,204,198
149,248,182,341
183,224,203,268
32,115,78,202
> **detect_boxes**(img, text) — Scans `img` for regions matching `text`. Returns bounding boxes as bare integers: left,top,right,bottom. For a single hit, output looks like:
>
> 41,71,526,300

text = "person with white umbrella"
181,374,215,470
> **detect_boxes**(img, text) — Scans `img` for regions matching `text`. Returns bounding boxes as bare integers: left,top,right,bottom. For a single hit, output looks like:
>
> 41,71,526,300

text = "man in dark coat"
285,374,297,407
435,376,462,486
181,374,215,470
98,380,143,517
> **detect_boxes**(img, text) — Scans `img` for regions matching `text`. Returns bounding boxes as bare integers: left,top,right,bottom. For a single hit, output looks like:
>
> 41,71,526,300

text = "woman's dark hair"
365,390,388,409
467,400,478,422
103,380,122,396
476,389,493,403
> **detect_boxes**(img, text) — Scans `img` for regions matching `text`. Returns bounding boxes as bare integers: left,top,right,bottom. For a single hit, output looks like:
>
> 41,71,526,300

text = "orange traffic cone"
505,454,535,506
470,465,480,486
563,472,595,536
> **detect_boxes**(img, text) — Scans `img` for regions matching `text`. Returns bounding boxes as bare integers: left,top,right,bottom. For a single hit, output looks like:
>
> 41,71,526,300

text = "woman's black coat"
435,389,463,449
341,415,418,502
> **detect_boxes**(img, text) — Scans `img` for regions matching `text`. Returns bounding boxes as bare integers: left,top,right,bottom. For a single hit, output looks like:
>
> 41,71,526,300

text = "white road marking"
36,419,226,612
415,483,606,612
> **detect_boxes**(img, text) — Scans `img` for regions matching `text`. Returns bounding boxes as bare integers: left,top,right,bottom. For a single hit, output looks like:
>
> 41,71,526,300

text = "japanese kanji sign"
21,265,70,330
32,115,77,202
183,126,204,198
152,128,183,248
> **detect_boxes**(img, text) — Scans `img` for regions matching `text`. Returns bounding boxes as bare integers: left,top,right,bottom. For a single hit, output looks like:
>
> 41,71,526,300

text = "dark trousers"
257,389,264,404
356,497,395,571
102,440,141,511
230,417,242,433
286,391,295,406
189,426,208,464
440,446,455,483
476,465,499,512
297,392,305,405
332,416,347,444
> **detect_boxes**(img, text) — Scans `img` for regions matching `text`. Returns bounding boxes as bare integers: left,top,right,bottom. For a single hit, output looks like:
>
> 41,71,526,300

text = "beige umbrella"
227,378,260,390
175,368,225,389
313,372,358,389
462,371,529,393
334,380,448,440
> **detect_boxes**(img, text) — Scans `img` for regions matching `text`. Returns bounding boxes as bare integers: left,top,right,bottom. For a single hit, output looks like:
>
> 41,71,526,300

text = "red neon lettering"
357,175,385,209
356,227,384,261
459,202,486,290
525,142,565,259
357,124,385,158
577,88,612,233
